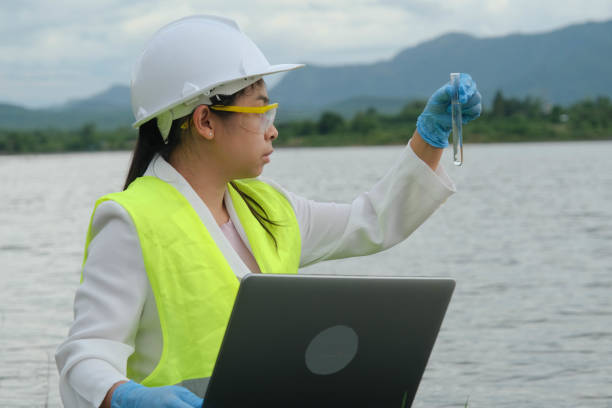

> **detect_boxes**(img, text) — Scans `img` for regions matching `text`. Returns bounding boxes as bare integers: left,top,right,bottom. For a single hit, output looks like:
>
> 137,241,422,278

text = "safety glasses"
210,103,278,134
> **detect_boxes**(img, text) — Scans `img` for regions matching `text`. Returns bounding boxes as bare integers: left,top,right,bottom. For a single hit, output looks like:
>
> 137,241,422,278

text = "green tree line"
0,124,136,154
275,91,612,146
1,91,611,154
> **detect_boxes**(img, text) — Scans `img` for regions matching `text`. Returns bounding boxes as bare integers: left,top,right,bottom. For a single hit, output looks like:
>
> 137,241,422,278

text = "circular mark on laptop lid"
305,325,359,375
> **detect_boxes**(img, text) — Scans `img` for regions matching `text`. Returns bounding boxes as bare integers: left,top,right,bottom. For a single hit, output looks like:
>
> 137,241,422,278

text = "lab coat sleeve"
265,143,456,267
55,200,148,408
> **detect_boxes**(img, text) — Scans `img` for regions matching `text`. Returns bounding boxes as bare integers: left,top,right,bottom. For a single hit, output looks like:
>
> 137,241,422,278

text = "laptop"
202,273,455,408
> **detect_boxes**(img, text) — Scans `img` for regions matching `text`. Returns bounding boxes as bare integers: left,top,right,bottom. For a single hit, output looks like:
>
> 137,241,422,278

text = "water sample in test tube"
450,73,463,166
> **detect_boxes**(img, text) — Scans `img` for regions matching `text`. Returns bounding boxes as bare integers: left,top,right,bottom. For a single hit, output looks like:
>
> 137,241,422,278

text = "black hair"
123,119,181,190
123,79,279,248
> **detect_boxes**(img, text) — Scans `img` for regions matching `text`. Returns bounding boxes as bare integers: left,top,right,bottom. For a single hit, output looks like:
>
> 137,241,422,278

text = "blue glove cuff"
416,114,450,148
111,381,143,408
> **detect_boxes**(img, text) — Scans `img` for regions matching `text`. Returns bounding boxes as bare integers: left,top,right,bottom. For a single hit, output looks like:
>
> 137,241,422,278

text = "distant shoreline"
1,93,610,154
2,138,611,157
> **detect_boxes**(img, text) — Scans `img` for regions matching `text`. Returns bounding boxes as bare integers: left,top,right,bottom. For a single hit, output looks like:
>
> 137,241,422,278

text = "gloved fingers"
462,89,481,109
429,73,478,107
174,387,205,407
461,90,482,123
457,73,478,104
462,102,482,124
429,83,452,106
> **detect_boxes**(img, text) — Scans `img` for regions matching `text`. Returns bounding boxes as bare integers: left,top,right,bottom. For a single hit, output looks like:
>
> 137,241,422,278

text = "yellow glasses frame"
209,103,278,114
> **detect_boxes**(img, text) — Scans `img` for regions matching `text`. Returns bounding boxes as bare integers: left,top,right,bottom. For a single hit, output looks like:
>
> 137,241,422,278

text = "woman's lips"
263,150,273,163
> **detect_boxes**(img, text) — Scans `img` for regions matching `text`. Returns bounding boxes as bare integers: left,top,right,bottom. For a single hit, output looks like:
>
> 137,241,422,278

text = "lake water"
1,141,611,407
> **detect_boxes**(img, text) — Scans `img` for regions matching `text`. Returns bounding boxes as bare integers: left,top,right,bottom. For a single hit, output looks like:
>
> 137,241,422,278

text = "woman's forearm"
409,129,443,171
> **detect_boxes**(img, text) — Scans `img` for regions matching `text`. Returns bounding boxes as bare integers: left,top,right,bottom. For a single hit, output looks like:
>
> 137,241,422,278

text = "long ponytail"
123,119,182,190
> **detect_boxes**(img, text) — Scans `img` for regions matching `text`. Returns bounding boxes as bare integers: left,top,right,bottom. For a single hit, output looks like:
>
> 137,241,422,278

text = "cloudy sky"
2,0,612,108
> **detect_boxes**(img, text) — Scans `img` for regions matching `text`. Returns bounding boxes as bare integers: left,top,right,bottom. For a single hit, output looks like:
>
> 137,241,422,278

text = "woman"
55,15,481,408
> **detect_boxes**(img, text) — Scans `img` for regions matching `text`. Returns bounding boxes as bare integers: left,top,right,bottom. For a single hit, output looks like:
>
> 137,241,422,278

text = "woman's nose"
265,124,278,141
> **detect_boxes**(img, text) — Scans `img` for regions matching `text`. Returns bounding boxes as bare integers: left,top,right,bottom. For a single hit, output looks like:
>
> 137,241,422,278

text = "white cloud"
0,0,611,107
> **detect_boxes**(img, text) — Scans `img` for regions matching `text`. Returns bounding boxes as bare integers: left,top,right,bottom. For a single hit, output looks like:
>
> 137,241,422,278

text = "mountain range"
1,18,611,130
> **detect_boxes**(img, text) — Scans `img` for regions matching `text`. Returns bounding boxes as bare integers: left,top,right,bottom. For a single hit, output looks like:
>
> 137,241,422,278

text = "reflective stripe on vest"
82,176,301,392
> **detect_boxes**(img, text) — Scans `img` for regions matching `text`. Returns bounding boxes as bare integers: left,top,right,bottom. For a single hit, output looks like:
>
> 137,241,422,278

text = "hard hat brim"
131,63,305,128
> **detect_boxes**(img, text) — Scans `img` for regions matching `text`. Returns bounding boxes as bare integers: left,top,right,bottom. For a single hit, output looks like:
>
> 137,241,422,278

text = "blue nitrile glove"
111,380,204,408
416,73,482,148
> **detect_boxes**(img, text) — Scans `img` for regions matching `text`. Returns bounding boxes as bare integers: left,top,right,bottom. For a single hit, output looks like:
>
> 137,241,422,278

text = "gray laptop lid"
202,273,455,408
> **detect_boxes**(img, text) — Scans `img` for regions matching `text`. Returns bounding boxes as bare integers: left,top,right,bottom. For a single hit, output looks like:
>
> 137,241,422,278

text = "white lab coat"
55,143,455,407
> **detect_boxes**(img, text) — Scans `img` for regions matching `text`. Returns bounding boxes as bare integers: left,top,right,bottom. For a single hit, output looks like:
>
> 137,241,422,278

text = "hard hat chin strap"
156,94,211,141
156,111,174,141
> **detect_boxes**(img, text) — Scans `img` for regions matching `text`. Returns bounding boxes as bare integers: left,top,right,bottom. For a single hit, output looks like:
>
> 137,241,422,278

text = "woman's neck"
169,149,230,226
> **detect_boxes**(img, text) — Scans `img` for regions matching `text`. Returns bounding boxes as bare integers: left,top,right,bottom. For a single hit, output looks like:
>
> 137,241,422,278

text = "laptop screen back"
202,274,455,408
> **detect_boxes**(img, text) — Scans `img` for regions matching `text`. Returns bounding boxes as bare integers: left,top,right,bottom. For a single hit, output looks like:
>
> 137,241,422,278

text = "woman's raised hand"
416,73,482,148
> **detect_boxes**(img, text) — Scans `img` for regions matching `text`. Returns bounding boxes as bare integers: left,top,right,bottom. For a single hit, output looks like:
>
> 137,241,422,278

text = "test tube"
450,73,463,166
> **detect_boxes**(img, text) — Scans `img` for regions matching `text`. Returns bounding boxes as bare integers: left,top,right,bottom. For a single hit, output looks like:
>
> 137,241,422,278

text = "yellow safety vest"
82,176,301,392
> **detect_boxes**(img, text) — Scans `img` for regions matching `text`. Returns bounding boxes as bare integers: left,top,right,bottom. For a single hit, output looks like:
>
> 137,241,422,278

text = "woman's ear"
192,105,215,140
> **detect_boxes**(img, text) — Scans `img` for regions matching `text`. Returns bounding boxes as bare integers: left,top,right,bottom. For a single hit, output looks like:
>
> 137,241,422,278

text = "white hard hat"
130,15,304,137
